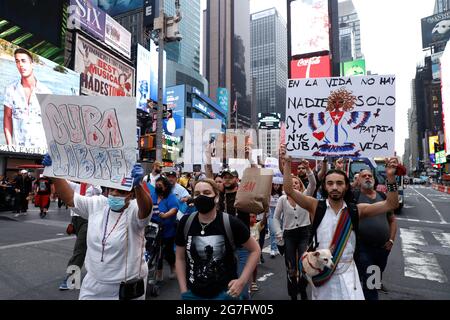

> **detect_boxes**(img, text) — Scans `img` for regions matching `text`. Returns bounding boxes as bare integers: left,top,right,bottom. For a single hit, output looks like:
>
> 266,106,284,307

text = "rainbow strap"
311,208,353,287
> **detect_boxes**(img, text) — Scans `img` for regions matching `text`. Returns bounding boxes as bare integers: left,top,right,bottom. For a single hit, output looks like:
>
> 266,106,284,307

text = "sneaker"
59,277,69,290
270,250,276,258
251,282,259,291
260,255,265,264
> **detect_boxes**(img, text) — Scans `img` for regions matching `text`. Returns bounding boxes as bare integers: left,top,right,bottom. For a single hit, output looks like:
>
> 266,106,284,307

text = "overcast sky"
201,0,436,157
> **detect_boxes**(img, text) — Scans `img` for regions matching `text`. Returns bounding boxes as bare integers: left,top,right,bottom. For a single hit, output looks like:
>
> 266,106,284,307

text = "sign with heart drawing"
285,75,396,159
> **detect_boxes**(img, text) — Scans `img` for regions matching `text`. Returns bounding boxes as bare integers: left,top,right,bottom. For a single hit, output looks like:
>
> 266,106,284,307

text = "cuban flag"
121,177,133,188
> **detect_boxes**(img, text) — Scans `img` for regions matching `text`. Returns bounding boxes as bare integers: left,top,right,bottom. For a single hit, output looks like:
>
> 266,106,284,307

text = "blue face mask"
108,195,126,212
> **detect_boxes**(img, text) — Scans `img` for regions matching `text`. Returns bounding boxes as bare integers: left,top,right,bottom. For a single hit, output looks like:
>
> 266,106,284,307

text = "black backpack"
308,200,359,253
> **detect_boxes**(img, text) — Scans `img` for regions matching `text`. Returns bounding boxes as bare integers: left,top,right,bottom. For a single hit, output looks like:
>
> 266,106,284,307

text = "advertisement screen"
441,45,450,155
164,85,185,137
421,11,450,49
149,41,166,103
0,39,80,154
217,87,229,116
290,55,331,79
105,14,132,58
429,136,439,154
290,0,330,56
136,44,151,112
342,59,366,77
94,0,143,17
68,0,106,41
74,34,134,97
0,0,65,47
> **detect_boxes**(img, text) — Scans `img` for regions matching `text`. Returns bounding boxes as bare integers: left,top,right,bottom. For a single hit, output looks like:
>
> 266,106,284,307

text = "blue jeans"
355,241,390,300
268,208,279,252
181,290,241,300
236,247,250,300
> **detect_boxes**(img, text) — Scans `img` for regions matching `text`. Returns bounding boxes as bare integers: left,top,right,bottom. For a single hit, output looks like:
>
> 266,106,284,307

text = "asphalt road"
0,185,449,300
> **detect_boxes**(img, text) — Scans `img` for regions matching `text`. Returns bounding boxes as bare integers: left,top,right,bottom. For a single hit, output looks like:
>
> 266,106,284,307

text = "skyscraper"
338,0,363,62
204,0,251,129
251,8,287,119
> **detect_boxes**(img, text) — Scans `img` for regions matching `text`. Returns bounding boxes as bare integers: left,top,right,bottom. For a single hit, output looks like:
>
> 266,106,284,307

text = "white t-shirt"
73,193,150,284
172,183,189,201
4,79,51,147
68,181,102,217
143,173,160,187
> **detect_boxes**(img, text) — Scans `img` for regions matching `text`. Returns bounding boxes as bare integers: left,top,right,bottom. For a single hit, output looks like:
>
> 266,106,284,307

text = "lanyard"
101,208,125,262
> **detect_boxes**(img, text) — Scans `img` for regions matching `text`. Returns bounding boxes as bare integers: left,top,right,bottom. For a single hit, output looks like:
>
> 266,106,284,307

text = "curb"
432,184,450,194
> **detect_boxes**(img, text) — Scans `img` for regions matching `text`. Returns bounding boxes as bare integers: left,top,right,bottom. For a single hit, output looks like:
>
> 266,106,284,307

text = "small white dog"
301,249,334,288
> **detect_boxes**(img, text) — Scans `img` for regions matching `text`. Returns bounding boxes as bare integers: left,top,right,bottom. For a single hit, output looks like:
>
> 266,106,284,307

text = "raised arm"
204,143,214,179
317,158,328,183
280,145,318,215
302,159,317,196
132,164,153,219
358,158,400,219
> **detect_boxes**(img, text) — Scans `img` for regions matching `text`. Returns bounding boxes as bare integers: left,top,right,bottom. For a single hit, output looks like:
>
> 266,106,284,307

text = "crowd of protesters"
30,141,404,300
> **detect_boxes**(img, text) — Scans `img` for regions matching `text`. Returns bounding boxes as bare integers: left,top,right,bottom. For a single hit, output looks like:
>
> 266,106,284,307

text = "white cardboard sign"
38,95,137,191
285,75,396,158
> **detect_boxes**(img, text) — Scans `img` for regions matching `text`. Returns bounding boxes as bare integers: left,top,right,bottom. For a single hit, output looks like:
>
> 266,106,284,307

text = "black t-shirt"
218,191,250,229
35,178,52,195
175,212,250,298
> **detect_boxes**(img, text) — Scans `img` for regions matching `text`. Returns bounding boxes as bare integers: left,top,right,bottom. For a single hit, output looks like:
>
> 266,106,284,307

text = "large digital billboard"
341,59,366,77
74,34,134,97
290,55,331,79
164,85,185,138
441,45,450,156
421,11,450,49
290,0,330,56
94,0,143,17
0,39,80,154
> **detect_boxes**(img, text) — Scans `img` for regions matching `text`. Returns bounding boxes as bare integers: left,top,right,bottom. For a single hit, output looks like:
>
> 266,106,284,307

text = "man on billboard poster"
3,48,52,147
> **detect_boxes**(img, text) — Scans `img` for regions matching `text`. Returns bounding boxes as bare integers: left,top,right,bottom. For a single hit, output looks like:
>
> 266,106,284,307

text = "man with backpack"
279,144,400,300
353,169,397,300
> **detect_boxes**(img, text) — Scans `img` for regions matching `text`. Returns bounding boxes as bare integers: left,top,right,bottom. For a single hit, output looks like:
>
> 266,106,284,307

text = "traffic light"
139,134,156,150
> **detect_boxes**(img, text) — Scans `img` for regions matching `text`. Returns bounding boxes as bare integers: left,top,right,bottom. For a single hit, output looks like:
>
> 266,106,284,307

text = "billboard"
441,45,450,156
105,14,132,59
341,59,366,77
435,150,447,164
0,39,80,154
68,0,106,41
0,0,66,47
258,113,281,130
74,34,134,97
421,11,450,49
291,55,331,79
149,41,166,103
136,44,151,112
217,87,229,116
94,0,143,17
68,0,131,59
290,0,330,56
429,136,439,154
164,85,185,138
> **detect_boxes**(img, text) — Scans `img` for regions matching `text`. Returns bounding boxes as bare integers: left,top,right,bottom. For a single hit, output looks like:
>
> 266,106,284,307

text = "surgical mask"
194,195,216,214
108,195,126,212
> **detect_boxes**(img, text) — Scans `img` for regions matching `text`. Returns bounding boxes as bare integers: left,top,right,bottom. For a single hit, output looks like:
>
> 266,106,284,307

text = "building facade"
434,0,450,13
204,0,251,129
338,0,363,62
251,8,288,120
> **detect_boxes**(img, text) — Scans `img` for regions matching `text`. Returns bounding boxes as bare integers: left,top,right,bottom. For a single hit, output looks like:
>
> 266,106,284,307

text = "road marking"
396,217,449,225
410,188,447,223
23,219,69,228
257,273,274,282
400,228,447,283
432,232,450,248
0,236,74,250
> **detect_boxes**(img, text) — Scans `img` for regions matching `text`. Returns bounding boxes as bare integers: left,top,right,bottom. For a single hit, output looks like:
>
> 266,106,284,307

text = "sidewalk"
0,201,72,223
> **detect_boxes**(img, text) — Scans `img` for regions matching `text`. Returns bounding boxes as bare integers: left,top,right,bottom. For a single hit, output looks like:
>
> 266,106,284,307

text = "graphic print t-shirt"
35,178,51,195
175,212,250,298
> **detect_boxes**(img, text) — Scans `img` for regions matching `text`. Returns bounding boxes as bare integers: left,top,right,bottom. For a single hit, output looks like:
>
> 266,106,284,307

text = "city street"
1,185,449,300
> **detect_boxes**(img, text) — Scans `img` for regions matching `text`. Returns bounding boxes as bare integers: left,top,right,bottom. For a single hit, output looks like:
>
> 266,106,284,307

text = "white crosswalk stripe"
399,228,448,283
432,232,450,248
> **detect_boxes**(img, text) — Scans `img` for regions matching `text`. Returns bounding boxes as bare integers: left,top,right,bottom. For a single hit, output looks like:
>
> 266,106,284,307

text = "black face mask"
224,183,237,190
194,195,216,214
155,187,164,195
154,169,162,174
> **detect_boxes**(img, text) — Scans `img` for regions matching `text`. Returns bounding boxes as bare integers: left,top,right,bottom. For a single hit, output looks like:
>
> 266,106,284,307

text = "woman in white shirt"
43,155,153,300
273,160,316,301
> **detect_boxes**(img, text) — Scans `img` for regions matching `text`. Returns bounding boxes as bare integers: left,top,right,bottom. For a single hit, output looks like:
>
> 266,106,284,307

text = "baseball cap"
220,168,239,178
166,170,177,177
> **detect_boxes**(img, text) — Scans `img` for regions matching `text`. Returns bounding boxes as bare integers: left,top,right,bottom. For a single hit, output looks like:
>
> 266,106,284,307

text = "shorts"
34,194,50,209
